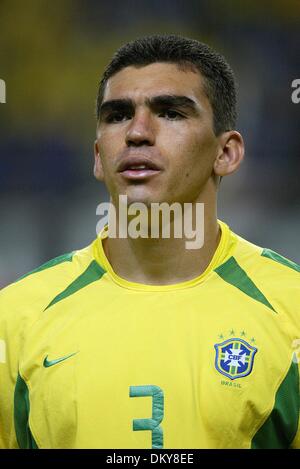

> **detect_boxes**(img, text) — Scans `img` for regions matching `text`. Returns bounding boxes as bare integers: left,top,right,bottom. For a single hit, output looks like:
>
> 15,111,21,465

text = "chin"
126,196,153,208
122,188,161,207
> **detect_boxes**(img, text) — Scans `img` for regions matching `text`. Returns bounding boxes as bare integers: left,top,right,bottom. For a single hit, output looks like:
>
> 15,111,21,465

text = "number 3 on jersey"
130,385,164,449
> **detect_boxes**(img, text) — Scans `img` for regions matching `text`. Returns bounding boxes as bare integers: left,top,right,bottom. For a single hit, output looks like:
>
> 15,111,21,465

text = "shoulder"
232,232,300,284
230,231,300,327
0,241,98,325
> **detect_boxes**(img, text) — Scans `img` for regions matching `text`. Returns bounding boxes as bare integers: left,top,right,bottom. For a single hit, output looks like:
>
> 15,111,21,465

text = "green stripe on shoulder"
15,252,74,282
251,358,300,448
215,257,276,313
44,260,106,311
262,248,300,273
14,373,39,449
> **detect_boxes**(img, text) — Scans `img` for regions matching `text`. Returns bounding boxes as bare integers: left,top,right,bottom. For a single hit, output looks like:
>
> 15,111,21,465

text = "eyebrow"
99,99,133,119
149,95,199,113
98,95,200,120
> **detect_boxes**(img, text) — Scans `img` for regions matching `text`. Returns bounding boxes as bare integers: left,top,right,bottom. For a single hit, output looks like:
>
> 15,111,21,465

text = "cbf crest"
214,338,257,380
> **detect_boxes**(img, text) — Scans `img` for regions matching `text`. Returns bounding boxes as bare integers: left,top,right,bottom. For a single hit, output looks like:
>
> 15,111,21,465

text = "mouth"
118,157,162,180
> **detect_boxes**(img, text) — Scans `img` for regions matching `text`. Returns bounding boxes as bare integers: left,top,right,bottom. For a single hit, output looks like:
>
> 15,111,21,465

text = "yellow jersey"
0,220,299,449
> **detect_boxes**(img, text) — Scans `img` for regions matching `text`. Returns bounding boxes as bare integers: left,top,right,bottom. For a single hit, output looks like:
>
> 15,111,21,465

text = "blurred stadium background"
0,0,299,287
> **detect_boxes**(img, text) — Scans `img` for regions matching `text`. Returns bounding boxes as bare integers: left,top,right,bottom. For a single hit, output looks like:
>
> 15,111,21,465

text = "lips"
118,156,162,173
118,155,161,181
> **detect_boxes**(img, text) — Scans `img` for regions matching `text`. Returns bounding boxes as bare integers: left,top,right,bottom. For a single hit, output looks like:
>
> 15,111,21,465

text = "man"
0,35,299,449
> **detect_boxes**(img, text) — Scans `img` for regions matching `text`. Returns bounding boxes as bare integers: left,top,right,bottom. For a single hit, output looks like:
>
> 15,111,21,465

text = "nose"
125,109,155,147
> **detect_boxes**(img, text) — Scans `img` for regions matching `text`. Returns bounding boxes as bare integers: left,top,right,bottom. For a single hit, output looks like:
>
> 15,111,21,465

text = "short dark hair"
96,34,237,135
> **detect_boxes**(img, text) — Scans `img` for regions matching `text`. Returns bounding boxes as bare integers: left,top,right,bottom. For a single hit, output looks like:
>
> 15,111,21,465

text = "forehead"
103,62,210,108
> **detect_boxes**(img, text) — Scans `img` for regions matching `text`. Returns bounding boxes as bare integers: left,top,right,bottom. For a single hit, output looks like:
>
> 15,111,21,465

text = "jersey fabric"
0,220,300,449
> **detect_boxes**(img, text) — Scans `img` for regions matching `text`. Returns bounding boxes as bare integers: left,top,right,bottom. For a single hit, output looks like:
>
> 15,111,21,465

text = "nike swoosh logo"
43,352,78,368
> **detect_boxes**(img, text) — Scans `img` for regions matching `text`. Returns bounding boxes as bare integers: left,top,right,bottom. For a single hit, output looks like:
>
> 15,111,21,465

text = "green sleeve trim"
44,260,106,311
15,252,74,282
14,373,38,449
262,248,300,273
215,257,276,313
251,358,300,448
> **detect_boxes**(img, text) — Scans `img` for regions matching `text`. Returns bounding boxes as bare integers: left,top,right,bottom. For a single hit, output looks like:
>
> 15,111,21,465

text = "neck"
102,187,220,286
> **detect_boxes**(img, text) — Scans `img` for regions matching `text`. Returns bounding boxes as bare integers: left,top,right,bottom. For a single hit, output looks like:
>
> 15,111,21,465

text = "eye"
159,109,184,120
106,112,131,123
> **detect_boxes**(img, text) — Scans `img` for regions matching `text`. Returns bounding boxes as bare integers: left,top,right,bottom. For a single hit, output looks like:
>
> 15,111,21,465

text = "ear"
94,140,105,182
214,131,244,177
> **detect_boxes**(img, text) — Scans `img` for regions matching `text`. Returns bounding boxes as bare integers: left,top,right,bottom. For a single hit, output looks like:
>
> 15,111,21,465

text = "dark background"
0,0,299,287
